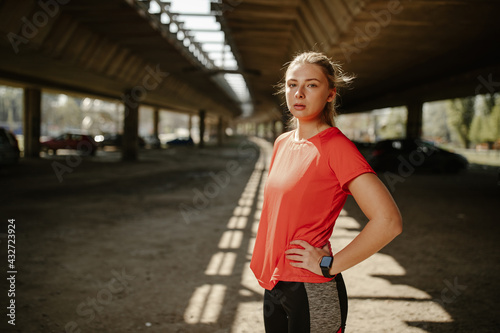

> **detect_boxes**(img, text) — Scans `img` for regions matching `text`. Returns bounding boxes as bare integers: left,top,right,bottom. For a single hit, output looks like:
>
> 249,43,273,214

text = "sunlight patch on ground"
332,213,453,331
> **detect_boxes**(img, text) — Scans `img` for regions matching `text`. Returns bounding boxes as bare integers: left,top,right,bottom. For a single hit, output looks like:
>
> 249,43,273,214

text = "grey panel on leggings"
304,281,342,333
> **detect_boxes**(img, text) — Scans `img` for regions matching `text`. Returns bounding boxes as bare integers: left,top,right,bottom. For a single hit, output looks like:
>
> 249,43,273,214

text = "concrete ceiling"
1,0,499,123
223,0,500,120
0,0,242,118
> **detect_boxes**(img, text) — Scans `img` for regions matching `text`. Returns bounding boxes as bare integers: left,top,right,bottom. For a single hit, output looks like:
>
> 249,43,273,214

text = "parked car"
143,134,162,149
352,140,376,159
40,133,98,156
96,134,145,149
166,136,194,147
369,139,468,173
0,128,20,165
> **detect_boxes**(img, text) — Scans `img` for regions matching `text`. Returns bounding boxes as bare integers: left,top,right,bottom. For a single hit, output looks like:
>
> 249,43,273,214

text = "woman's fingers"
285,254,303,262
285,240,332,276
289,239,311,248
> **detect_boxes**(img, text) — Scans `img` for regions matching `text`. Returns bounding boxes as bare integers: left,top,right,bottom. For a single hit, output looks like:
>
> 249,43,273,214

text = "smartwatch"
319,256,335,278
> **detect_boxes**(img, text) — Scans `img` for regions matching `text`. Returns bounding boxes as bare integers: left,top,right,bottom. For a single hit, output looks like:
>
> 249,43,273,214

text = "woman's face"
285,63,335,123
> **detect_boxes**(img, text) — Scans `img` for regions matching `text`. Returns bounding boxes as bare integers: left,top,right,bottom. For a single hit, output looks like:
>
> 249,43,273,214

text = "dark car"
41,133,98,156
166,137,194,147
97,134,145,149
143,134,162,149
369,139,468,173
0,128,20,165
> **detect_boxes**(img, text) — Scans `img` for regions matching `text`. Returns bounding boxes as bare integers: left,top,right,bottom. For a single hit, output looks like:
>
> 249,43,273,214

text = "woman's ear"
327,88,336,102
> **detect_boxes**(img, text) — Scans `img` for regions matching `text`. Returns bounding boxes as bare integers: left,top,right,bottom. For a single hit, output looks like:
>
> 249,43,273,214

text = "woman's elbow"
390,213,403,238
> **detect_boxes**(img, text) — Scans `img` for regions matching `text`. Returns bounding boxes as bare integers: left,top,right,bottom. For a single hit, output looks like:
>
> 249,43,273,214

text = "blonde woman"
250,51,402,333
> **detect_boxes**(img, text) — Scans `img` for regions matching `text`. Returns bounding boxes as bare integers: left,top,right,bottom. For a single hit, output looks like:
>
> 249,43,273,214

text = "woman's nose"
295,86,305,99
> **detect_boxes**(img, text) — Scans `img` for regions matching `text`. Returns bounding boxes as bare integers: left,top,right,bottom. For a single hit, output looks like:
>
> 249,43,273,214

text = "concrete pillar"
271,120,277,141
188,114,193,139
153,108,159,138
217,116,224,146
406,101,423,139
198,109,206,148
23,87,41,158
282,108,289,133
122,94,139,161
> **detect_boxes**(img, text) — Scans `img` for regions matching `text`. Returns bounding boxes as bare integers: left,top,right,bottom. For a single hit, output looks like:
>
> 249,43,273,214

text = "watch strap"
320,256,335,278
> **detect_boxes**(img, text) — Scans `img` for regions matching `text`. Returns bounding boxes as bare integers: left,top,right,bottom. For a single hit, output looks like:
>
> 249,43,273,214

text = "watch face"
320,256,333,268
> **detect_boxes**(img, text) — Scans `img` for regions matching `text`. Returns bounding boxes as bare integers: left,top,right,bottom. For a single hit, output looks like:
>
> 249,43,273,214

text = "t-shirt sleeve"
268,131,290,173
326,132,375,195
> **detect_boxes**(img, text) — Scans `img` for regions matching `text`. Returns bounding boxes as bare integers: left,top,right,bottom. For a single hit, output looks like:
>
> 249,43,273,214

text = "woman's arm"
285,172,402,276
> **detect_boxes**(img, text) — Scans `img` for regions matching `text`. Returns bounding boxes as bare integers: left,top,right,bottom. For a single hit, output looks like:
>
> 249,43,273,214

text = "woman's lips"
294,104,305,110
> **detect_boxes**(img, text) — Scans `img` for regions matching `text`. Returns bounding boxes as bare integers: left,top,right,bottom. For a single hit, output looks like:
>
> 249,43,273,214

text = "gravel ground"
0,135,498,333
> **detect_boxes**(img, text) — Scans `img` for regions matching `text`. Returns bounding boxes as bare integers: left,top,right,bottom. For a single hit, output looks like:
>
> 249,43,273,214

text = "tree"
446,96,475,148
468,94,500,148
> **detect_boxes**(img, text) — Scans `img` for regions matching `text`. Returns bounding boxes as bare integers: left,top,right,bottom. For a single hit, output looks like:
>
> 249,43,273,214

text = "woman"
250,51,403,333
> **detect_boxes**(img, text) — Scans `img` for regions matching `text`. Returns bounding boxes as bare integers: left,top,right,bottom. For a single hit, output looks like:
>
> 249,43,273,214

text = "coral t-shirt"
250,127,375,290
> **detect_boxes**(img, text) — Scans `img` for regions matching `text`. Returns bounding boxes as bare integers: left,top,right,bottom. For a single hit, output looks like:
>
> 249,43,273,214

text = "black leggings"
263,274,348,333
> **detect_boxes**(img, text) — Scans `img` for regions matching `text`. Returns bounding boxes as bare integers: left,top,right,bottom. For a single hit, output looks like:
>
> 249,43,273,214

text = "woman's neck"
295,120,331,140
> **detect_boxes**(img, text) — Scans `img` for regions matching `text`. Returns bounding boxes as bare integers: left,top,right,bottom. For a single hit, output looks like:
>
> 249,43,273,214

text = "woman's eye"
288,83,296,88
308,84,317,88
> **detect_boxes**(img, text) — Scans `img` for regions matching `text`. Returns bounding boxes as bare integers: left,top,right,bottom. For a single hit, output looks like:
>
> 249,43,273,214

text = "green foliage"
376,107,407,139
446,97,475,148
467,94,500,146
0,87,23,132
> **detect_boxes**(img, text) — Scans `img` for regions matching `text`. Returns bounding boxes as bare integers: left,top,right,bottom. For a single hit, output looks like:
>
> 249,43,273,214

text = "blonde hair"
277,51,354,128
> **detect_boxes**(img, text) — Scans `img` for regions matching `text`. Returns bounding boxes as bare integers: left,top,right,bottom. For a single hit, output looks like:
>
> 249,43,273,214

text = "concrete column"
122,94,139,161
217,116,224,146
153,108,159,138
23,87,41,158
271,120,277,141
282,108,289,133
188,114,193,139
198,109,206,148
406,101,423,139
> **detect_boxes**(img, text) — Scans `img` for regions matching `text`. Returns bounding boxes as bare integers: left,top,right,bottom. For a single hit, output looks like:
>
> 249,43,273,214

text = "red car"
41,133,98,156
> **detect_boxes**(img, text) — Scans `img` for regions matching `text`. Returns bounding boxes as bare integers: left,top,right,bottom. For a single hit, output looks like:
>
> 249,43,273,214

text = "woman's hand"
285,240,331,276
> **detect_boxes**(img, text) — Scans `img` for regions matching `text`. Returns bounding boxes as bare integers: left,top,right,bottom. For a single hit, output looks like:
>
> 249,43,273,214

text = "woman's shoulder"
274,130,294,144
319,127,353,146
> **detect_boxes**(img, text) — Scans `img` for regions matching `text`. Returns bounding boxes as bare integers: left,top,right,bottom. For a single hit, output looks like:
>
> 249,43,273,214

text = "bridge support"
23,87,41,158
271,120,278,141
153,108,159,138
406,101,423,139
217,116,224,146
198,109,206,148
122,94,139,161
